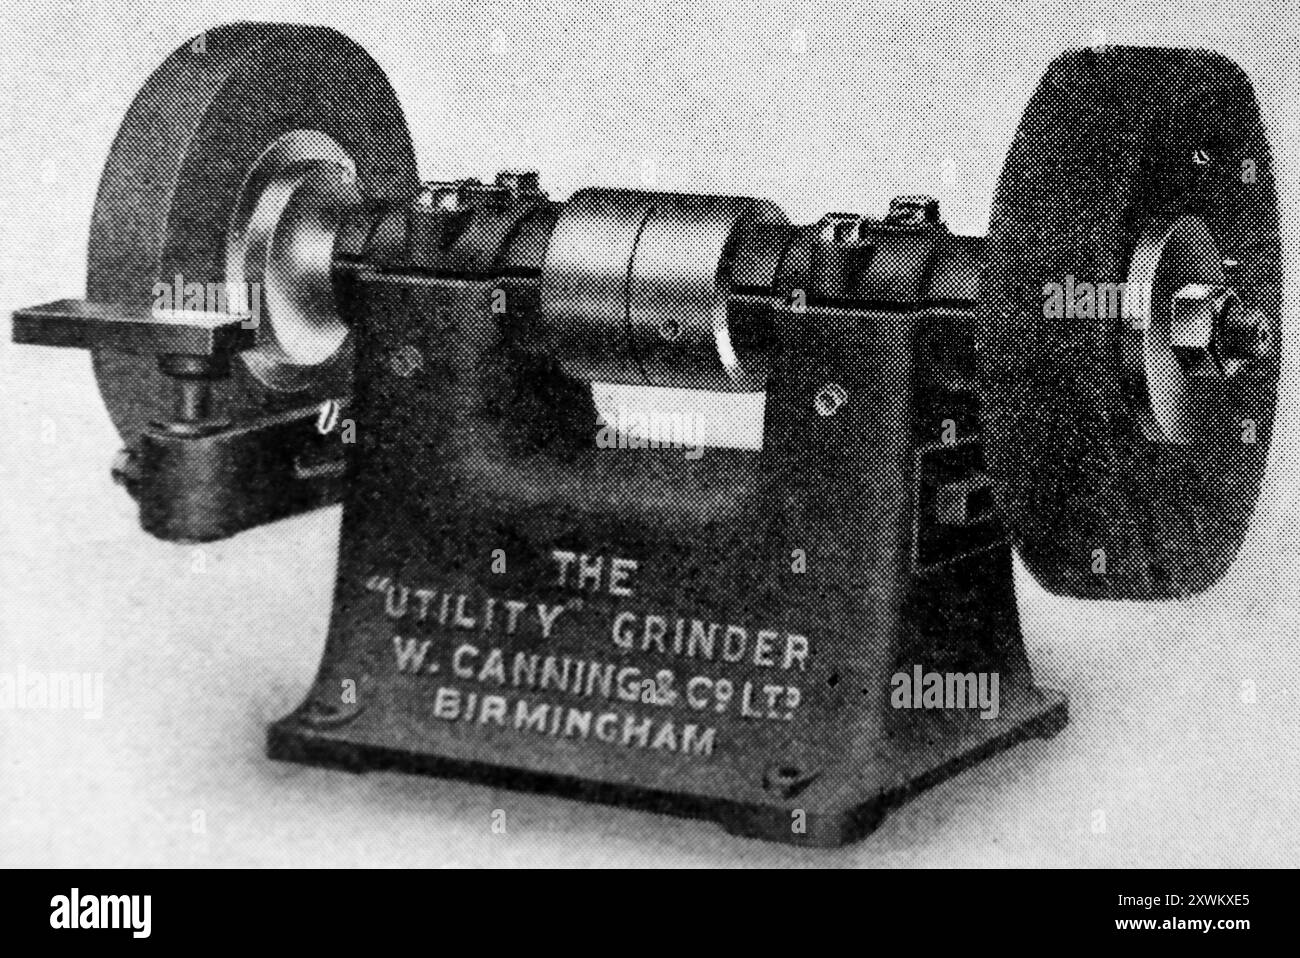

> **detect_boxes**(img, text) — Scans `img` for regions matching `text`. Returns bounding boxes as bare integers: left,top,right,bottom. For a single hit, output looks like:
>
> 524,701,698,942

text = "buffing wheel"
976,47,1281,600
86,22,419,441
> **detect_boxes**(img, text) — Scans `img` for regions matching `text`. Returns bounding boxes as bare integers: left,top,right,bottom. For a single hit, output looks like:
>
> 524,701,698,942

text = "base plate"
268,686,1066,847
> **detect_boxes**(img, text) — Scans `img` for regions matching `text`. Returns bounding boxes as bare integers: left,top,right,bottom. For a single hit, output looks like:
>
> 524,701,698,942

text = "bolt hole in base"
763,764,820,798
226,129,363,393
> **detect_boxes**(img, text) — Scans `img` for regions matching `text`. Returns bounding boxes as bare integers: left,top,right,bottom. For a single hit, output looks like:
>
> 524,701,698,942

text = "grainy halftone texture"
977,46,1280,600
87,22,417,442
1,0,1298,867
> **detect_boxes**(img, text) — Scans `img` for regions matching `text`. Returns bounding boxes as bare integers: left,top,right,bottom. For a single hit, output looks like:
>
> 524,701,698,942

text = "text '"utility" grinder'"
12,23,1281,845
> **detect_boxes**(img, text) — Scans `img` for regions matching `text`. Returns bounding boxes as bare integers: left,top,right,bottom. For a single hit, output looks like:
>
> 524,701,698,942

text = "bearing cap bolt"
885,195,941,227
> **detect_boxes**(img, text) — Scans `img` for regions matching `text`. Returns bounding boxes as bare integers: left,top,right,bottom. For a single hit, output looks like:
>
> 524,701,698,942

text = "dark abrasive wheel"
86,22,419,442
976,46,1282,601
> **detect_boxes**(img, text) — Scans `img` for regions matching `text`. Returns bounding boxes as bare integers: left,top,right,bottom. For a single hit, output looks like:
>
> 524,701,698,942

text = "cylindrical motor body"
536,188,788,391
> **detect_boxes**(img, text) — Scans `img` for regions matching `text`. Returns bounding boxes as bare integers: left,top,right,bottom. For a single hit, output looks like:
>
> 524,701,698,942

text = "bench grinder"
11,23,1281,845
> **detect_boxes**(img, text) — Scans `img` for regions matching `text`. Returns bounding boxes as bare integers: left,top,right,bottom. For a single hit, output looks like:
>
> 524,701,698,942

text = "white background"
2,0,1299,866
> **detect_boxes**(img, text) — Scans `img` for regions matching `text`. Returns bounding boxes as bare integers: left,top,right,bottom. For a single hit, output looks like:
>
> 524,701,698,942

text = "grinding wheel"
976,47,1281,601
87,22,419,442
